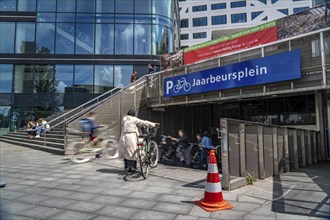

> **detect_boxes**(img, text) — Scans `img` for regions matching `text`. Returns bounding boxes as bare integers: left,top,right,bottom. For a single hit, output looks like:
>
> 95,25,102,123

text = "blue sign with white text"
164,50,301,97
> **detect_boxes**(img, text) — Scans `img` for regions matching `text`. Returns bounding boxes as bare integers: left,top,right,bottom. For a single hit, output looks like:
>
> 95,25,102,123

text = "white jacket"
119,115,156,160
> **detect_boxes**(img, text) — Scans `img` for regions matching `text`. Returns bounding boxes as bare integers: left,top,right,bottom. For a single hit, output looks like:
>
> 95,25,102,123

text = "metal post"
258,126,265,179
272,127,279,176
312,132,318,163
320,31,327,86
239,123,246,177
301,130,306,167
293,129,299,170
220,118,230,190
284,127,290,172
307,130,312,165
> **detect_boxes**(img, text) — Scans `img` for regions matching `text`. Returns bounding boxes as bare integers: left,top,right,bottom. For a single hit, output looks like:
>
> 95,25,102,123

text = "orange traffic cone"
195,149,233,212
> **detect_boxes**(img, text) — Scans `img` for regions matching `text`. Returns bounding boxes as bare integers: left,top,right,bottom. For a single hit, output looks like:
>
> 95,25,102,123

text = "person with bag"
119,109,159,173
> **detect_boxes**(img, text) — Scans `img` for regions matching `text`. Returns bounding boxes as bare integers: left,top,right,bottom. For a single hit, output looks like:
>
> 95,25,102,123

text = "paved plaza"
0,142,329,220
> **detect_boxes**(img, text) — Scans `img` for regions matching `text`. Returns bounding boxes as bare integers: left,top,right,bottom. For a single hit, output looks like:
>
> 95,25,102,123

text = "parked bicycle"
68,127,119,164
136,126,159,178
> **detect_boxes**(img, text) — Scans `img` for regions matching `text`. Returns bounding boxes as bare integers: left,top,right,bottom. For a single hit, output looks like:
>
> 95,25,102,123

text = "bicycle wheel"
100,139,119,159
149,140,159,168
138,147,149,179
70,142,92,164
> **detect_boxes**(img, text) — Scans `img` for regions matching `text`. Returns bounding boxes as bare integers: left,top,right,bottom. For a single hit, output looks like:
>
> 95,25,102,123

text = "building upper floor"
0,0,180,56
178,0,329,48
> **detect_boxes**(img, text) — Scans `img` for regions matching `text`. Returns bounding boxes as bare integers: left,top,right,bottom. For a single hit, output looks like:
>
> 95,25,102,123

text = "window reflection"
0,22,15,53
37,0,55,12
16,22,35,53
77,0,95,13
56,23,75,54
57,0,76,12
36,23,55,54
0,64,13,93
0,0,16,11
95,23,114,54
134,24,151,55
153,0,171,18
57,13,75,22
14,65,34,93
115,0,133,13
115,24,133,54
152,25,168,55
74,65,93,93
75,23,94,54
55,65,74,93
114,65,132,87
95,65,114,93
135,0,151,14
96,0,114,13
17,0,36,11
37,13,56,22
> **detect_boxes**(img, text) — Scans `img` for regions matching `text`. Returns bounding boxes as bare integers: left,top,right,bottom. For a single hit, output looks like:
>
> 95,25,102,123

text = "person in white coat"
119,109,159,172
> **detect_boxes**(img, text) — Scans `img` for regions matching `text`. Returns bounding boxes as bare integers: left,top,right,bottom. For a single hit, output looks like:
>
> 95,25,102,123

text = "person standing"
119,109,159,173
130,70,138,83
148,64,154,74
199,131,214,169
169,129,191,166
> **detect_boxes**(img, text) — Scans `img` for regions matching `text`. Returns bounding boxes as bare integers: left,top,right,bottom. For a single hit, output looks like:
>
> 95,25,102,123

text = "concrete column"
273,127,279,176
239,123,246,177
312,132,318,163
258,126,265,179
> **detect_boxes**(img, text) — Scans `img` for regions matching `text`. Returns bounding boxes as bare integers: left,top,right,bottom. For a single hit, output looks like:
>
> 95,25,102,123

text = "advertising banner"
183,3,329,65
183,21,277,65
164,50,301,97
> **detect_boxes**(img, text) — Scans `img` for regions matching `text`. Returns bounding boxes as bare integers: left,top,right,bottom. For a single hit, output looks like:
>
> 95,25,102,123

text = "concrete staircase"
0,111,73,155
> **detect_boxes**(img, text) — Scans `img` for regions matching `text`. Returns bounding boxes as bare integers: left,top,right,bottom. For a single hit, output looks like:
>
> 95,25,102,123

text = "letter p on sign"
165,80,173,95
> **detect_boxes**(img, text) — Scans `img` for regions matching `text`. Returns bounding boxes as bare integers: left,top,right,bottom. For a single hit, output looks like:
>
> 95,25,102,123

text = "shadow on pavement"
96,168,127,175
182,179,205,189
272,162,330,218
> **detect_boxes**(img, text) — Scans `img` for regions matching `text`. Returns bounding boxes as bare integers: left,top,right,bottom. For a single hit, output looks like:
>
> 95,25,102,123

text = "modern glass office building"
0,0,180,130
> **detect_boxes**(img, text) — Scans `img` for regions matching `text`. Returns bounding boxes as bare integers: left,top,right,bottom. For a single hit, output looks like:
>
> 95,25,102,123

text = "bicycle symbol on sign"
173,77,192,93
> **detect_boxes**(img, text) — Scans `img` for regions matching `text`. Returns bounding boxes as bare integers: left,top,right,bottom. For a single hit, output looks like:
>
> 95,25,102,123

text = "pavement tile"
175,214,199,220
90,194,125,205
93,215,123,220
41,198,77,209
19,180,40,186
39,176,60,182
66,201,105,213
309,217,330,220
15,194,51,204
0,201,35,214
143,186,174,194
243,213,275,219
74,186,105,194
120,198,158,209
0,191,26,200
229,201,261,212
36,181,62,189
125,191,159,200
50,210,97,220
54,183,82,191
188,206,211,218
173,188,204,197
210,209,246,219
275,212,310,219
152,202,194,215
56,178,81,184
64,192,98,201
102,188,133,197
18,206,62,219
222,191,239,201
20,186,49,194
248,203,276,217
236,194,267,204
97,205,139,219
131,210,177,220
157,194,195,204
0,212,35,220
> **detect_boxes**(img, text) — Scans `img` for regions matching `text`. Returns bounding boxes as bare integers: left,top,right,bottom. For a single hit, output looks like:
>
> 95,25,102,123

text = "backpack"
80,118,92,137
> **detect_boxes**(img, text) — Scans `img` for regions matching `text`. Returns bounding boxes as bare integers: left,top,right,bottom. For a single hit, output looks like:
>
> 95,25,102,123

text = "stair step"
0,136,64,149
0,139,64,155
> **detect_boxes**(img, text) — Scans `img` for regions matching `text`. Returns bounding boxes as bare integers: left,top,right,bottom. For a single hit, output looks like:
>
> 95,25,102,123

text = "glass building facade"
0,0,180,130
